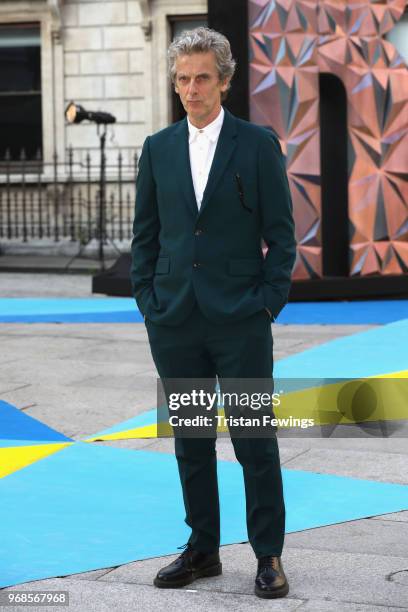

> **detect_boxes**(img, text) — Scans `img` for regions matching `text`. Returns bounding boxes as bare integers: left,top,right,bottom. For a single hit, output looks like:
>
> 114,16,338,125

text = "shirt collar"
187,106,225,144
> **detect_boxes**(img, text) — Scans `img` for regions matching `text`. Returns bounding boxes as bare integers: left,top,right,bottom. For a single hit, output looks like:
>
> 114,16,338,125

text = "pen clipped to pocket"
235,173,252,213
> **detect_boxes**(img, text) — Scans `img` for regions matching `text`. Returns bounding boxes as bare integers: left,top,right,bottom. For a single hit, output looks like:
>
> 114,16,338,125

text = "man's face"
174,51,229,127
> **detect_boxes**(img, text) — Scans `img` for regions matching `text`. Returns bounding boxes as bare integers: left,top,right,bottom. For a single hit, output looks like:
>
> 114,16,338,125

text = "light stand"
96,123,122,271
64,101,120,272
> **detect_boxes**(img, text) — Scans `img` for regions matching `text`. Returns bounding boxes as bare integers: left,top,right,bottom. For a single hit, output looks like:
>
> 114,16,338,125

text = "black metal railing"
0,146,137,245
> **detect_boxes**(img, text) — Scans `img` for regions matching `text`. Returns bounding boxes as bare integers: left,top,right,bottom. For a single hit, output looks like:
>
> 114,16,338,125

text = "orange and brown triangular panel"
249,0,408,279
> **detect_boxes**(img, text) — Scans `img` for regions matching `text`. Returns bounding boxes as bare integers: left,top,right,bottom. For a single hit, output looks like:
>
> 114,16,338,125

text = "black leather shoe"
254,555,289,598
153,543,222,588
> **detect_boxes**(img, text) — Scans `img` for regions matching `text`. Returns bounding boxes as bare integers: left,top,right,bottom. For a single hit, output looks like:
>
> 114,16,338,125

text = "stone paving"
0,272,407,611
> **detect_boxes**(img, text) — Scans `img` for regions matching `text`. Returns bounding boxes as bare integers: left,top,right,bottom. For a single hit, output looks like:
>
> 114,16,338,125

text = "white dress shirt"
187,106,225,210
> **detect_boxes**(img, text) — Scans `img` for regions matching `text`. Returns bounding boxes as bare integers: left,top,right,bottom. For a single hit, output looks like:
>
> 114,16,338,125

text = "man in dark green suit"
130,27,296,599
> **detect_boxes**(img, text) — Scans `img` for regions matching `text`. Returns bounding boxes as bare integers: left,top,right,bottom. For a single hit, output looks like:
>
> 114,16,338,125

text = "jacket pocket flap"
155,257,170,274
228,258,263,276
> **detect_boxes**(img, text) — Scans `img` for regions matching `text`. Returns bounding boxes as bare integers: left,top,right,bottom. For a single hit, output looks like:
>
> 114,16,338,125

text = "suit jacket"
130,107,297,326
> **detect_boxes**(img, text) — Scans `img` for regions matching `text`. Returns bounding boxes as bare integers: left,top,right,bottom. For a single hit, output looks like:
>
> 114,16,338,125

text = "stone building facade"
0,0,207,169
0,0,206,255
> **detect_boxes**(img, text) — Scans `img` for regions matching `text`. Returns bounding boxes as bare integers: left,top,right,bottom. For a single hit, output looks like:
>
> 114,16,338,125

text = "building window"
0,23,42,163
168,15,208,122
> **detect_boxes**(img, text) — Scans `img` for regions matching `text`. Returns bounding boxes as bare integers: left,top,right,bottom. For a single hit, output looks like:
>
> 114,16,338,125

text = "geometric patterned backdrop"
249,0,408,278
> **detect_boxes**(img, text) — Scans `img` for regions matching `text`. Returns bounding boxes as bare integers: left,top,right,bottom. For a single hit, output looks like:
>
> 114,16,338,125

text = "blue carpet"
0,400,72,443
275,318,408,379
1,441,407,588
0,298,142,323
276,299,408,324
1,298,408,324
89,409,157,438
87,319,408,440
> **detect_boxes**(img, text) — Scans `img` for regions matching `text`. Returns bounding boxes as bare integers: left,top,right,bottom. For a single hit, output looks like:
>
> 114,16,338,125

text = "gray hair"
168,26,236,100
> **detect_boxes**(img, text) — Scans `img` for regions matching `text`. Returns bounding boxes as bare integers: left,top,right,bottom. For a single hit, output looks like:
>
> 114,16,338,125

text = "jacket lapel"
198,108,238,218
171,108,238,219
172,118,198,219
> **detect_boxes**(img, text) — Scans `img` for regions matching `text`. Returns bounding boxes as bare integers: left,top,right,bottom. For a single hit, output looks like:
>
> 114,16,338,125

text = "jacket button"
193,262,200,268
194,229,203,235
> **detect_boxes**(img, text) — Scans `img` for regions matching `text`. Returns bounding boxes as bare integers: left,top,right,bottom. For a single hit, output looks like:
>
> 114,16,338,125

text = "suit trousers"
144,302,285,558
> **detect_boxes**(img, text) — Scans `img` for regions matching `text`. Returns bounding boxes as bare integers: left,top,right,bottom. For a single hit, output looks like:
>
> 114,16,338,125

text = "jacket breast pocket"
228,258,263,276
155,257,170,275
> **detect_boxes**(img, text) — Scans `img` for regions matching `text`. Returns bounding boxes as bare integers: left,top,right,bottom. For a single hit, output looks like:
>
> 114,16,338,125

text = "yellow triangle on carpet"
0,443,72,479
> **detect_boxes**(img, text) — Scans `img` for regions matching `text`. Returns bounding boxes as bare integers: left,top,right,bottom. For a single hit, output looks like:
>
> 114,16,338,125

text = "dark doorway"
169,15,208,123
319,73,349,276
207,0,248,120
